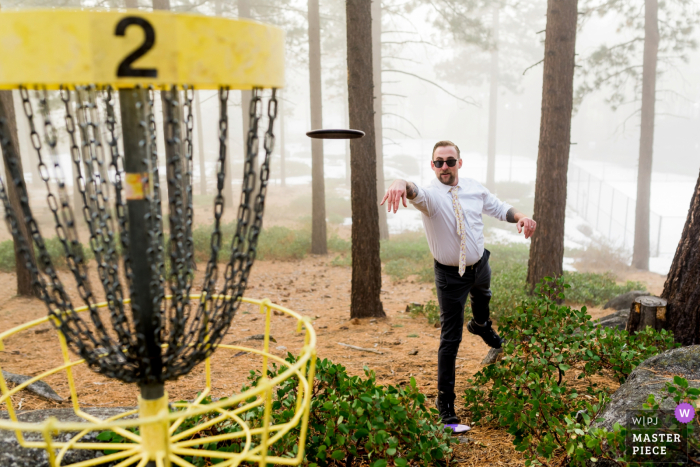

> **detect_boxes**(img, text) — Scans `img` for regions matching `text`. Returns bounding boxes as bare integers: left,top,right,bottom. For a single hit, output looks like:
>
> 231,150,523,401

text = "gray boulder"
594,309,630,331
481,347,503,365
0,407,134,467
602,291,650,311
583,346,700,466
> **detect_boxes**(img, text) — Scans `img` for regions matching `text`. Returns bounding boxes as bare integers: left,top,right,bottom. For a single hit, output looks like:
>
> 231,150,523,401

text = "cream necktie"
449,186,468,276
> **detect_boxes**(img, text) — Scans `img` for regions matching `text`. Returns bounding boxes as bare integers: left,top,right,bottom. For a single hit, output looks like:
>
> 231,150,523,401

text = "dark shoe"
467,319,503,349
435,391,459,425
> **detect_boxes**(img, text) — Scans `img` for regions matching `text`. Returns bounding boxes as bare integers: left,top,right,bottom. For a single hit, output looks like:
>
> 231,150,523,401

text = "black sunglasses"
433,159,458,168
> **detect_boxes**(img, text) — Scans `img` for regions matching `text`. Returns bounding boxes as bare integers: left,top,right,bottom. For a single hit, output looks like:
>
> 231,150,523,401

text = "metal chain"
0,85,278,384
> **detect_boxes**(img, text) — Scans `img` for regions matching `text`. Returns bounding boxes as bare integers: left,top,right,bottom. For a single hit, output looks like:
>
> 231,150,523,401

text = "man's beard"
437,171,455,185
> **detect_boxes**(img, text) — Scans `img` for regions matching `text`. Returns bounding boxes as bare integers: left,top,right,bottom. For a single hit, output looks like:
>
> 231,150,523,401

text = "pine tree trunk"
659,169,700,345
632,0,659,271
343,80,351,187
526,0,578,290
485,6,500,192
215,0,234,207
153,0,188,218
308,0,327,254
238,0,252,208
195,91,206,196
279,91,286,188
347,0,385,319
372,0,389,240
12,94,42,191
0,91,37,297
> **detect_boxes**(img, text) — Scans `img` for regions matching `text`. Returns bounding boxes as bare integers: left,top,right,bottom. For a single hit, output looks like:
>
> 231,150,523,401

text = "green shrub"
561,271,645,306
408,300,440,326
463,276,678,466
0,240,15,272
256,226,310,260
252,357,454,466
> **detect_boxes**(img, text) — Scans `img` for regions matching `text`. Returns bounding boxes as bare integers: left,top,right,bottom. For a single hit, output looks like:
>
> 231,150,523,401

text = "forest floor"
0,251,666,466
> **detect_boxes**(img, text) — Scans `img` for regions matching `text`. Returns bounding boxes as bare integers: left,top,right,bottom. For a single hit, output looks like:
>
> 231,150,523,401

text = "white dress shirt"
409,177,512,267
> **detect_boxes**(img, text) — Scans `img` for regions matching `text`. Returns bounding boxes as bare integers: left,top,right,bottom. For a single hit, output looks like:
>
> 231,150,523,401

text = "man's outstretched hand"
517,217,537,239
380,180,408,213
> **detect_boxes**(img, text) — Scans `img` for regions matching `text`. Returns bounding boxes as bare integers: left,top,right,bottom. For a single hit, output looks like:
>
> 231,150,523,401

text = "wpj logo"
625,407,691,464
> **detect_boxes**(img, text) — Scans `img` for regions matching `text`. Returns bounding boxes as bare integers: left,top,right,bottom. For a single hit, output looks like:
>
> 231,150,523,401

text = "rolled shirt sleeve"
482,188,512,221
409,183,436,217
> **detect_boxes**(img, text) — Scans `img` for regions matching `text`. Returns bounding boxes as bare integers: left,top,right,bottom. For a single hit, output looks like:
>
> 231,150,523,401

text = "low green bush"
408,300,440,326
252,357,453,466
0,240,16,272
256,225,310,260
462,276,678,466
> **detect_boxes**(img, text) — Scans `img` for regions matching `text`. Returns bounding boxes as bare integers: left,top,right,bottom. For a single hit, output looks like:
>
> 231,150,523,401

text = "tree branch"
383,112,422,137
522,59,544,75
385,127,416,139
382,40,439,47
382,69,478,106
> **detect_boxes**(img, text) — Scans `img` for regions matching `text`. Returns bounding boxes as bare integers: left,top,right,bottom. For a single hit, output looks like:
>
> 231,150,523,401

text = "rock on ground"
1,371,63,402
481,347,502,365
593,346,700,431
594,309,630,331
0,407,134,467
585,346,700,466
602,291,649,311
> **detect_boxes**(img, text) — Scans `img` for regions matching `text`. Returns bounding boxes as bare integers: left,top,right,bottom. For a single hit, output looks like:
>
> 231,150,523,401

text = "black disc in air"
306,129,365,140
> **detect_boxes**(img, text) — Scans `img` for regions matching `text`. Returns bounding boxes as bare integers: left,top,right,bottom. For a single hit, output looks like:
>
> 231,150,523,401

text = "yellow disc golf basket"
0,8,316,467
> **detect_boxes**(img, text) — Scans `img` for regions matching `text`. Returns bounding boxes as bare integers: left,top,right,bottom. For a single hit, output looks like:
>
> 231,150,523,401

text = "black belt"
434,257,481,272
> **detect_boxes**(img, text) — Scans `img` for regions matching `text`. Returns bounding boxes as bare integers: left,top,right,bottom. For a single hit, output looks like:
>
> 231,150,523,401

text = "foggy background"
4,0,700,276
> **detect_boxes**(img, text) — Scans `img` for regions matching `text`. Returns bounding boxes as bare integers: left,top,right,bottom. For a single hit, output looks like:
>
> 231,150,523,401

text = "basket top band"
0,9,285,90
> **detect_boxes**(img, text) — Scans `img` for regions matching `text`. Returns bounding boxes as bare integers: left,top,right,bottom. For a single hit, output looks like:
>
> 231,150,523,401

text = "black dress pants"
434,249,492,397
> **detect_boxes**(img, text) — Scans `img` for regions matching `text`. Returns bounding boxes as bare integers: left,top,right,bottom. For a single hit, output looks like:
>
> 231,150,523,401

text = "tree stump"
626,295,668,333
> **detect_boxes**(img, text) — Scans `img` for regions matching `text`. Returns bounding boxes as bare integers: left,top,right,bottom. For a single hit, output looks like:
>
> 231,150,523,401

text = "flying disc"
306,129,365,139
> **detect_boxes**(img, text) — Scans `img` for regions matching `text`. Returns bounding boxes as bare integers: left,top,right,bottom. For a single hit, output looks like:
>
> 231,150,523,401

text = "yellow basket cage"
0,296,317,467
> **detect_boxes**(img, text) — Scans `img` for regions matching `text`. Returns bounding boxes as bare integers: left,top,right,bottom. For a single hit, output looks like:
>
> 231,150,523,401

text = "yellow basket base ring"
0,9,285,90
0,296,316,467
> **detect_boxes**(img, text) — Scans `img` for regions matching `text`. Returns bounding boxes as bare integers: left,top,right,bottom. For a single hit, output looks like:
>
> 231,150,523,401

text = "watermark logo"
626,409,688,464
675,402,695,424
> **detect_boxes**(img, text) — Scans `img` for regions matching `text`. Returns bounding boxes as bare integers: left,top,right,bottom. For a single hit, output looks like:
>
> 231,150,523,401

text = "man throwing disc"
381,140,537,425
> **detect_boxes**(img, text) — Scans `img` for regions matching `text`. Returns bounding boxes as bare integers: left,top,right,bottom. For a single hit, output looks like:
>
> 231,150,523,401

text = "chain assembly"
0,86,278,384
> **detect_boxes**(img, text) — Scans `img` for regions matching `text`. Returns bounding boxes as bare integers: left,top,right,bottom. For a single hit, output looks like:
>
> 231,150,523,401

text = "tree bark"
343,79,351,187
526,0,578,290
347,0,385,319
195,91,206,196
485,6,500,192
632,0,659,271
0,91,37,297
152,0,189,217
15,100,41,190
372,0,389,240
238,0,252,206
124,0,138,7
308,0,327,254
279,91,286,187
659,168,700,345
215,0,235,207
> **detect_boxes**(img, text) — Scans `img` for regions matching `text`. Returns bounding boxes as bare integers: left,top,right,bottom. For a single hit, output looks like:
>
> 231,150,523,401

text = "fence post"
586,172,591,220
609,189,615,238
595,179,602,230
623,197,629,249
655,216,662,257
